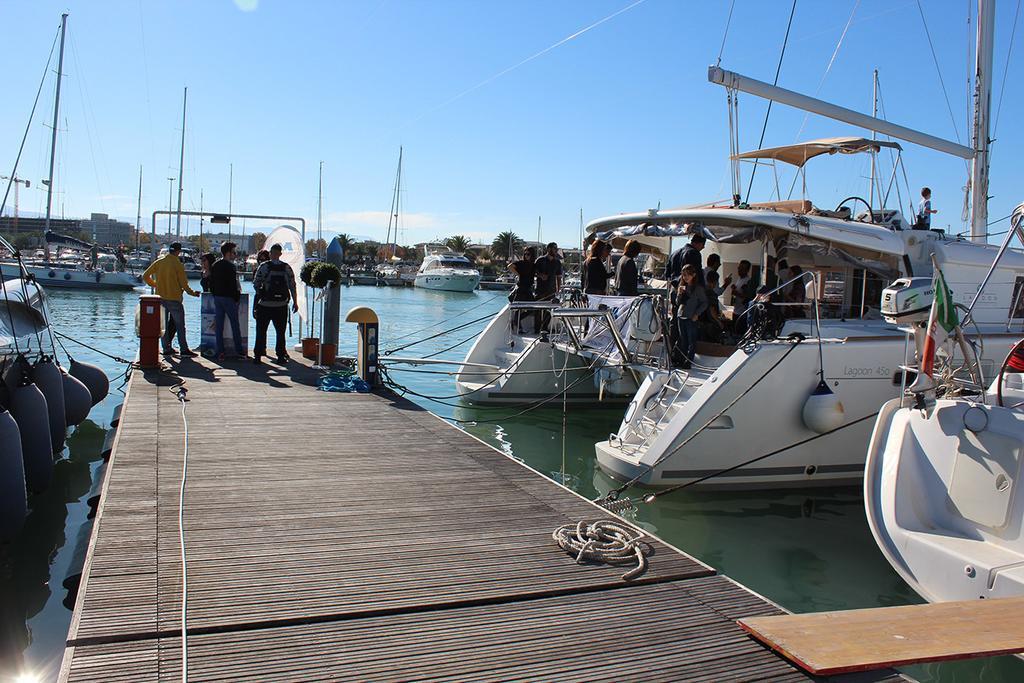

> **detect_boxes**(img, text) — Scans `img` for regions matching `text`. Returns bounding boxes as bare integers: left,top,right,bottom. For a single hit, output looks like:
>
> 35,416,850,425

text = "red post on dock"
137,295,162,368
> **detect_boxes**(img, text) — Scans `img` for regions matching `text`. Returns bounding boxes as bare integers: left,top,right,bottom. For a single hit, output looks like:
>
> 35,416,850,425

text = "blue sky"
1,0,1020,247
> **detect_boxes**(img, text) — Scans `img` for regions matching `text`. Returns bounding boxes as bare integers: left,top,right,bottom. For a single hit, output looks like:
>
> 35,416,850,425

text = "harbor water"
2,285,1022,682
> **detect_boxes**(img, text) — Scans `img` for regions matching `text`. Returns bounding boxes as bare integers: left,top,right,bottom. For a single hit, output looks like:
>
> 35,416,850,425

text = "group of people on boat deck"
581,238,645,296
141,241,298,364
508,242,564,333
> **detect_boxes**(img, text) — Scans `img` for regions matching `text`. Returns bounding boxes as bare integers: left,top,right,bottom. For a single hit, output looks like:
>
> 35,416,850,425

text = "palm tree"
250,231,267,253
336,233,352,255
491,231,522,265
444,235,471,255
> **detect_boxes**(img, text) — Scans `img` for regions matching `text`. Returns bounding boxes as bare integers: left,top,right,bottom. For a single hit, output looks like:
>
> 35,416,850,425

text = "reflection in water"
3,287,1022,682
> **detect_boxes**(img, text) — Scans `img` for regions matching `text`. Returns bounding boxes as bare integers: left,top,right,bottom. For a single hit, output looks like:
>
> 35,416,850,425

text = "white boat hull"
415,271,480,292
1,263,140,290
865,397,1024,602
456,304,637,404
595,331,1019,490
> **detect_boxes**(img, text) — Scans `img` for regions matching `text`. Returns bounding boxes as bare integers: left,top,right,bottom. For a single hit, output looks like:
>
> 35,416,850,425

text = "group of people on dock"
141,241,297,364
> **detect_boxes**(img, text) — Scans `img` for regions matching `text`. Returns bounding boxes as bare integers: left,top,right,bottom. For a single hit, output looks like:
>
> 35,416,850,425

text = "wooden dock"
59,357,901,681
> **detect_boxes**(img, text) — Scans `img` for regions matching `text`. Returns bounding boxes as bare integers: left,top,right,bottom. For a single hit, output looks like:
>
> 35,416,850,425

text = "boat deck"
59,355,901,681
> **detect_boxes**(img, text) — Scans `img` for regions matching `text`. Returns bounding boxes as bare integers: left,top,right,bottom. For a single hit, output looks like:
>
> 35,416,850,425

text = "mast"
228,163,233,242
175,86,187,238
136,165,143,253
199,188,204,250
537,216,541,243
970,0,994,242
44,13,68,240
870,69,878,212
384,147,402,258
317,160,323,247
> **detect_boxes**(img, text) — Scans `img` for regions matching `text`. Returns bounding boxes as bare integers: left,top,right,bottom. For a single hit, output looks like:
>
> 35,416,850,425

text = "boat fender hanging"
0,408,27,542
802,380,845,434
9,382,54,493
64,272,71,280
61,368,92,426
48,270,56,278
32,358,67,453
69,357,109,406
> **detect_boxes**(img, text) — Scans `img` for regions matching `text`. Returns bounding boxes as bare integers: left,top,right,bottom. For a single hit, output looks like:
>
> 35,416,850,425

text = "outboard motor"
8,377,54,492
69,357,109,406
61,367,93,427
32,357,66,452
881,277,934,326
0,408,27,542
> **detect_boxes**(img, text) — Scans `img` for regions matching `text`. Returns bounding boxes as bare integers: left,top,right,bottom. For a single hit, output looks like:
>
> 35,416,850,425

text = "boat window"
1010,276,1024,319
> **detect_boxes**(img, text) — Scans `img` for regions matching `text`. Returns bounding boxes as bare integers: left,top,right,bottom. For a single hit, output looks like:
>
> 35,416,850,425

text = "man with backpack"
252,243,298,365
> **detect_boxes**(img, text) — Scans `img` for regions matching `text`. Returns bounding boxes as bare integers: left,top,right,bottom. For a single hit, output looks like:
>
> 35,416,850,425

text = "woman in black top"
583,239,611,295
508,247,537,334
199,253,217,292
614,239,643,296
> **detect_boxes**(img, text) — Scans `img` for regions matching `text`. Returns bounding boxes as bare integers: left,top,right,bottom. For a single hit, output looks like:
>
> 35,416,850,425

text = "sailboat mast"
228,163,233,242
135,165,143,253
537,216,541,244
970,0,994,242
175,86,187,238
394,147,402,256
317,161,323,246
870,69,878,212
44,13,68,238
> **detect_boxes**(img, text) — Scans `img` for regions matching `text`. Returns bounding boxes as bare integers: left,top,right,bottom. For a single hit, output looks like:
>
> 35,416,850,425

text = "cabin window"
1010,276,1024,320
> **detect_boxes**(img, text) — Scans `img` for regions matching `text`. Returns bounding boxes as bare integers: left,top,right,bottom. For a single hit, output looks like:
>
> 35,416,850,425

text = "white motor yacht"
415,253,480,292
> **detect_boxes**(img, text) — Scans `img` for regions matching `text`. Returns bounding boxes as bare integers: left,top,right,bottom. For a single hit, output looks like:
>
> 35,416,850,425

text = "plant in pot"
299,261,322,360
311,262,342,365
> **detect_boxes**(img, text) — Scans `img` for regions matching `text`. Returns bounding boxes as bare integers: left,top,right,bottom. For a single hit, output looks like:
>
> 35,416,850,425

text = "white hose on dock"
552,520,649,581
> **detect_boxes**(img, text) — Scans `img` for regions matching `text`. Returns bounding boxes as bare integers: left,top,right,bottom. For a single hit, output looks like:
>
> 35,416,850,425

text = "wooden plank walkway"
740,596,1024,675
59,357,901,681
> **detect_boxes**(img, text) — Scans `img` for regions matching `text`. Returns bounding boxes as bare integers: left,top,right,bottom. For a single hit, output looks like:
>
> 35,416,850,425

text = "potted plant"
311,262,342,365
299,261,322,360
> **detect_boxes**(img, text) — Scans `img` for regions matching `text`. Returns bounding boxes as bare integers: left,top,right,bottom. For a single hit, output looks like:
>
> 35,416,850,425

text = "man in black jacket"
666,232,706,288
210,242,246,360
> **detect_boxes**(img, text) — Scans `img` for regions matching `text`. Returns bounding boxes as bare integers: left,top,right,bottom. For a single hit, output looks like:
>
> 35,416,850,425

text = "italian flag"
920,264,959,378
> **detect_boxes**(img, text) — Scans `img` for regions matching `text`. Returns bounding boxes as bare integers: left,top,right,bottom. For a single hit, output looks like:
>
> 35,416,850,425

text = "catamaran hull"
595,333,1018,490
1,263,140,290
415,272,480,292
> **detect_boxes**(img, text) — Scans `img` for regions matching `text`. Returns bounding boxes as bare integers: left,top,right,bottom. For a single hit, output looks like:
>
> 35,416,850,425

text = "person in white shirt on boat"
916,187,937,230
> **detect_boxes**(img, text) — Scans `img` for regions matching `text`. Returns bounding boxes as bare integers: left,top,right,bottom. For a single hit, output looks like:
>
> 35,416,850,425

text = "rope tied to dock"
552,520,649,581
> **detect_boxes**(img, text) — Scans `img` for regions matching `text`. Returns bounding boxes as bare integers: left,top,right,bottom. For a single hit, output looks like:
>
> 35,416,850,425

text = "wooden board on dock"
59,356,903,681
740,596,1024,675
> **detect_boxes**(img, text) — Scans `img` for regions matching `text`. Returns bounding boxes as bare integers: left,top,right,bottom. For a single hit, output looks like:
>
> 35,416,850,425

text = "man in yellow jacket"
142,242,200,357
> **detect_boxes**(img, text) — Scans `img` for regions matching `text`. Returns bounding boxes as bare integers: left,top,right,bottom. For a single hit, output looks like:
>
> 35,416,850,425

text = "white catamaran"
595,0,1013,490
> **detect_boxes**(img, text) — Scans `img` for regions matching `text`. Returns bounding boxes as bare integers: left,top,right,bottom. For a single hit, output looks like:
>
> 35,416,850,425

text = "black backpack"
262,262,290,302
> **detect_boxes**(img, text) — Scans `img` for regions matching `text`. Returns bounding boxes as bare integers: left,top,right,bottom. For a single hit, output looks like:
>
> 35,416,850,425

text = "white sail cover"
263,225,306,325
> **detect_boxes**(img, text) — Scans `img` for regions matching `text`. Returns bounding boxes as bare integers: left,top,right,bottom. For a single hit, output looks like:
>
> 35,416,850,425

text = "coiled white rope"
552,520,649,581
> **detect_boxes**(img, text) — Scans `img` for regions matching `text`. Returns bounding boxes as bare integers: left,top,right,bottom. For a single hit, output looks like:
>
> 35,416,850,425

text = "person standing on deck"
252,243,298,365
142,241,200,357
508,246,538,335
666,232,706,288
582,239,612,295
916,187,937,230
534,242,562,333
210,242,246,361
614,239,643,296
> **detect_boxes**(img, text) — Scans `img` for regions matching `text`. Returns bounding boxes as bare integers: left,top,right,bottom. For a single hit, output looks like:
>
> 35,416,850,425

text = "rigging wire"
1,26,59,218
743,0,798,204
716,0,737,66
993,0,1022,136
915,0,967,150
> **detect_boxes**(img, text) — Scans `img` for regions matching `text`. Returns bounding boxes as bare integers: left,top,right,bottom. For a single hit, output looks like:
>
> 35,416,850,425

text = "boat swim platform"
59,356,902,682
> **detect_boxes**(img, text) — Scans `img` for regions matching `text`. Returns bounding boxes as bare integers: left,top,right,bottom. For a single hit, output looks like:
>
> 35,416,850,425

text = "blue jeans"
214,296,243,356
161,300,189,353
678,318,699,365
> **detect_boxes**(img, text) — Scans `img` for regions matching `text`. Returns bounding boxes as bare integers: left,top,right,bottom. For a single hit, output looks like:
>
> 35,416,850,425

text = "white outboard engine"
880,277,934,326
